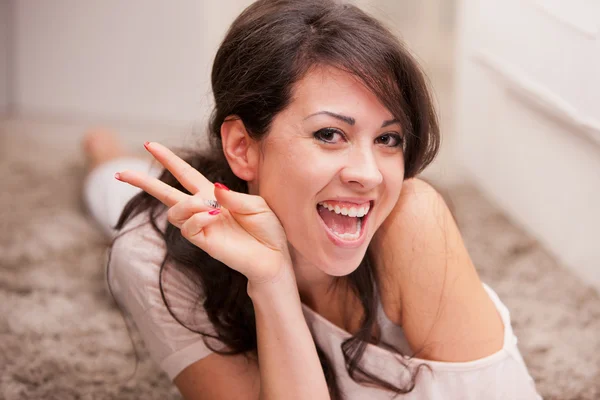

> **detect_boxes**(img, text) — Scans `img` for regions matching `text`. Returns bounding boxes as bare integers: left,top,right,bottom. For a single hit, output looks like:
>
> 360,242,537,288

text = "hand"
115,142,291,284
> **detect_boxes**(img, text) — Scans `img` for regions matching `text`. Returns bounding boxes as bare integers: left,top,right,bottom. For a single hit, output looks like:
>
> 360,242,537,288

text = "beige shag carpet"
1,120,599,399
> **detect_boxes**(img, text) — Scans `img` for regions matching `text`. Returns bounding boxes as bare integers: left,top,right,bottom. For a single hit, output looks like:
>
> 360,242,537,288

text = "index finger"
145,142,214,196
117,169,188,207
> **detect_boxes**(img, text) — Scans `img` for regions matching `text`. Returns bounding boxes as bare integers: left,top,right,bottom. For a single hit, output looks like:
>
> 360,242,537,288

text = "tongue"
318,206,359,234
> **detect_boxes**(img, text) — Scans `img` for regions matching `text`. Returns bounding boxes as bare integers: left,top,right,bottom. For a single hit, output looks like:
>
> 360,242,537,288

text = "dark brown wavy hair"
109,0,440,398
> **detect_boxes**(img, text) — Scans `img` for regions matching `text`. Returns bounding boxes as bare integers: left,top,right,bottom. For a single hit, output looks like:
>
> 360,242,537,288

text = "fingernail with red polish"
114,172,122,180
144,141,150,149
209,209,221,215
214,183,230,191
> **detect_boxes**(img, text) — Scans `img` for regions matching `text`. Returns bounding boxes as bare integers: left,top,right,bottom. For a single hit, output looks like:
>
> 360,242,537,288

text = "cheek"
262,141,333,195
257,146,324,226
386,169,404,198
375,161,405,221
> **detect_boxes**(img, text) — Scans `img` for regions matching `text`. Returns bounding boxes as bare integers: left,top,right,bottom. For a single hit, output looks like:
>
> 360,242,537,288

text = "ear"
220,116,259,182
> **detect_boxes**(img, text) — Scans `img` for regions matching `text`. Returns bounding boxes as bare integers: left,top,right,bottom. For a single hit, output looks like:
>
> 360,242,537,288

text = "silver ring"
203,199,221,209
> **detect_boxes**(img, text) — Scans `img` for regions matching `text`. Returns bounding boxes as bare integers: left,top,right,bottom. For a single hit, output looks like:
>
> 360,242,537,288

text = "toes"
81,128,127,165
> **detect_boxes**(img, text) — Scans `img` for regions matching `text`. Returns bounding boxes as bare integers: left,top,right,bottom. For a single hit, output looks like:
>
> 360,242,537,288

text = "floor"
1,120,599,398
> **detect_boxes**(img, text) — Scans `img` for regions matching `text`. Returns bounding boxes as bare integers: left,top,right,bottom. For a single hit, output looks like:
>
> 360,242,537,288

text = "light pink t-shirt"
108,210,542,399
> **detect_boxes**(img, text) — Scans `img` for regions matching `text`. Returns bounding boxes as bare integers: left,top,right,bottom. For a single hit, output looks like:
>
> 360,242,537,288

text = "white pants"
83,157,162,240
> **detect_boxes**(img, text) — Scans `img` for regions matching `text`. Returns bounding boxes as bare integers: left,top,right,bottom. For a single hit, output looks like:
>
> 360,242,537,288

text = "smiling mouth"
316,201,373,242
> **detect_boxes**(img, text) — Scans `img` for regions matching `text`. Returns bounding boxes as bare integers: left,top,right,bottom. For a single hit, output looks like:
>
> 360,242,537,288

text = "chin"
317,252,367,277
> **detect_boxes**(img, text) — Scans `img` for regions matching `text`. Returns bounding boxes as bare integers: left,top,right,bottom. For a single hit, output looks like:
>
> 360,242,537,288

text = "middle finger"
144,142,214,196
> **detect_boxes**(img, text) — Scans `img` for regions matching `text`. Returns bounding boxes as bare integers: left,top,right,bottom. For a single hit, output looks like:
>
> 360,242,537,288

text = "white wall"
0,0,10,116
455,0,600,288
12,0,253,128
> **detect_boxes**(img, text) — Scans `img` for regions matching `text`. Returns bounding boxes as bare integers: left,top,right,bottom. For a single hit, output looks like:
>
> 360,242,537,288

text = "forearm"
248,266,330,400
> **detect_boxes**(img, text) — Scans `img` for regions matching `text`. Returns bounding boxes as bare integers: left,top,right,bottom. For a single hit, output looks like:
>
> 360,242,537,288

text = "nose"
339,146,383,190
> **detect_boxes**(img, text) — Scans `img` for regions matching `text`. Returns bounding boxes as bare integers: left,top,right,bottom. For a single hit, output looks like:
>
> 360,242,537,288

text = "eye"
376,133,403,148
314,128,345,144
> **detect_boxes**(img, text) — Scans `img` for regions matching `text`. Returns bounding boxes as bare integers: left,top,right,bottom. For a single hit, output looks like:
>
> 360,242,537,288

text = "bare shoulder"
372,178,504,362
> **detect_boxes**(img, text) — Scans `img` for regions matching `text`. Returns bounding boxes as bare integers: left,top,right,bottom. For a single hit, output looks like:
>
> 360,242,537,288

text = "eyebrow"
304,111,399,128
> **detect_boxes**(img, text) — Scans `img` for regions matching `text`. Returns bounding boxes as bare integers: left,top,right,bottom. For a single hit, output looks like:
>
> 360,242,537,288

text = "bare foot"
82,128,132,172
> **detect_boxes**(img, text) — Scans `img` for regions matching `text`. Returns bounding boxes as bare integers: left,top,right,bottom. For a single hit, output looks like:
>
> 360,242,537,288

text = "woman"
82,0,541,399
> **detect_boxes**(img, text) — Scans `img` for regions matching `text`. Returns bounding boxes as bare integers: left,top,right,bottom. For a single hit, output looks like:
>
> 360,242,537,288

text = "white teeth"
319,201,371,218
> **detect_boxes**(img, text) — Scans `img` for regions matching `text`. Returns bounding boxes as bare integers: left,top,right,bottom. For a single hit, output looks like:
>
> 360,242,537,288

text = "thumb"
213,182,268,215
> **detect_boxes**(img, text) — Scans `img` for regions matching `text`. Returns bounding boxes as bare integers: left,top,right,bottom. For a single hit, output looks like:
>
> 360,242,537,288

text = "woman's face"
253,65,405,279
